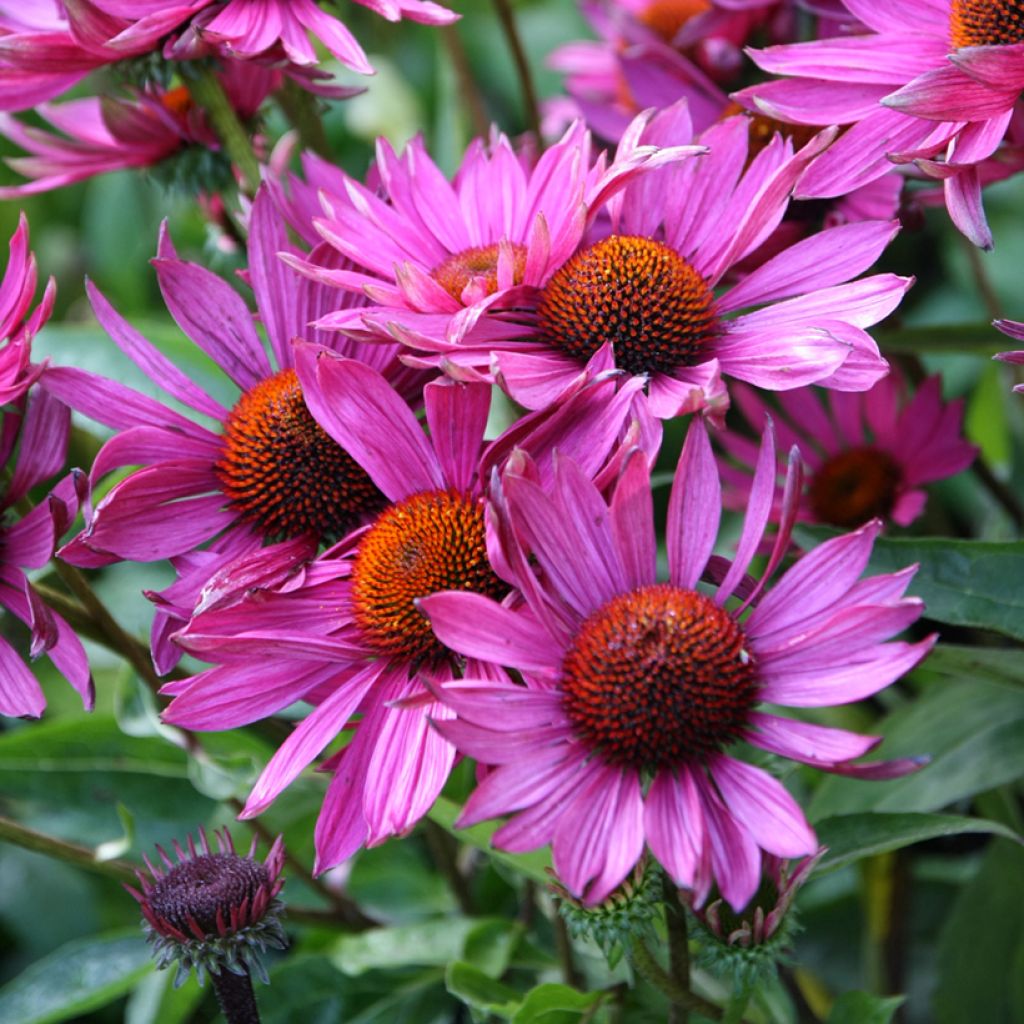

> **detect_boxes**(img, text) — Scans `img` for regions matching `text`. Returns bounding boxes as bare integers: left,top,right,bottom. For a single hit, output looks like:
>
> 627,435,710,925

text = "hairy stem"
664,879,691,1023
424,818,475,915
275,78,330,158
190,66,262,194
211,965,262,1024
491,0,540,138
630,939,736,1022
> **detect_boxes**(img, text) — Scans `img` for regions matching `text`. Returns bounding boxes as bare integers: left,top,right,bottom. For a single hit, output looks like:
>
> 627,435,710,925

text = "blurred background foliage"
0,2,1022,1023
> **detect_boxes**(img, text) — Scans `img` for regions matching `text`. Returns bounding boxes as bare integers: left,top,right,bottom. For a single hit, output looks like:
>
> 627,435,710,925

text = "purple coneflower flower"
718,374,977,528
420,418,934,910
739,0,1024,248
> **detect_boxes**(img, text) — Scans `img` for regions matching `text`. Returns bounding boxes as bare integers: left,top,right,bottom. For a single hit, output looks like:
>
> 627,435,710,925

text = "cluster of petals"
419,418,935,909
717,374,977,529
740,0,1024,248
162,356,648,872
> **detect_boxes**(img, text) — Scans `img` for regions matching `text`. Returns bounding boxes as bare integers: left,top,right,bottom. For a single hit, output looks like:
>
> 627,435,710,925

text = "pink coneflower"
44,190,415,581
0,63,276,196
394,104,904,420
163,357,650,872
994,318,1024,393
717,374,977,528
739,0,1024,248
283,115,702,352
419,419,934,909
0,391,93,718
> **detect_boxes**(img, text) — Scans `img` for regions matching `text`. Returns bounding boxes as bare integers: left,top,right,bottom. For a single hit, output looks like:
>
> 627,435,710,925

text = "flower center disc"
951,0,1024,47
537,235,718,377
639,0,712,41
808,446,902,528
431,242,528,302
561,584,757,769
216,367,383,542
351,489,505,663
147,853,268,936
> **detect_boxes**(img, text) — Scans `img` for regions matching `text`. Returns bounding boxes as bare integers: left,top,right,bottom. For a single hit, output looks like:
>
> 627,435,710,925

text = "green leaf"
915,643,1024,689
826,991,905,1024
0,715,216,852
428,796,552,884
874,323,1007,356
346,839,455,921
463,918,524,978
935,840,1024,1024
795,530,1024,641
815,812,1023,873
445,961,521,1020
330,917,510,976
511,984,603,1023
966,363,1013,469
809,676,1024,818
0,929,152,1024
125,970,204,1024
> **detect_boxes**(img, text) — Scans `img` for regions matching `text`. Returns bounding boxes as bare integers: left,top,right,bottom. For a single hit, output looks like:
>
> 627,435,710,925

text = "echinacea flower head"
994,318,1024,392
285,115,703,352
718,374,977,528
46,189,417,617
420,418,935,910
740,0,1024,248
404,104,904,420
125,827,286,987
163,356,649,872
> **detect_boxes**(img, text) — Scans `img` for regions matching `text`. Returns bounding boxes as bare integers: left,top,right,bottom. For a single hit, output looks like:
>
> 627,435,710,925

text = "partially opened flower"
401,105,904,420
126,827,286,988
739,0,1024,248
163,357,648,872
44,191,419,661
717,374,977,528
994,318,1024,393
420,419,934,910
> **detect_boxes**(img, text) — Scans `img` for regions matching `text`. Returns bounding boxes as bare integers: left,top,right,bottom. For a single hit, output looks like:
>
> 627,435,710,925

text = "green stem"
211,965,261,1024
553,911,583,989
0,814,138,885
664,879,692,1024
441,24,490,139
189,66,262,194
630,939,731,1022
423,818,475,915
275,78,331,159
491,0,541,139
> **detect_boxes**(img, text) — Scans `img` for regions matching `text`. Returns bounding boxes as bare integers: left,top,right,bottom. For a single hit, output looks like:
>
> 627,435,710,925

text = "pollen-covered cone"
420,419,934,909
